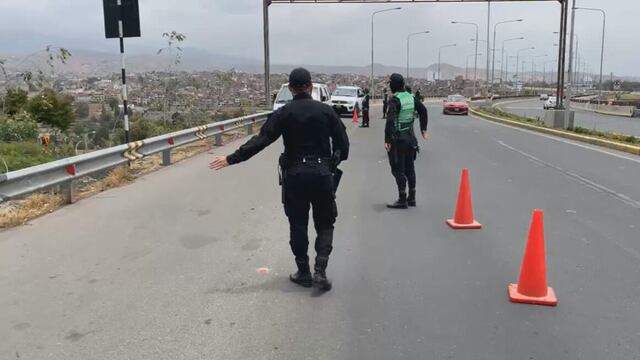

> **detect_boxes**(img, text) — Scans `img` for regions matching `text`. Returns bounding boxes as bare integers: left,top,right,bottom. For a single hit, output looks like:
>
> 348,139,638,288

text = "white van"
273,83,331,111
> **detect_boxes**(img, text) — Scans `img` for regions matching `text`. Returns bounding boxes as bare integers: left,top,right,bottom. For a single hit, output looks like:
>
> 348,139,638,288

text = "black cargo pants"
388,143,417,193
283,165,337,260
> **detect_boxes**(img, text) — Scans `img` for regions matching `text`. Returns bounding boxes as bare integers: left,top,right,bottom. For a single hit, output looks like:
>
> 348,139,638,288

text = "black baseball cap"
289,68,312,88
389,73,405,92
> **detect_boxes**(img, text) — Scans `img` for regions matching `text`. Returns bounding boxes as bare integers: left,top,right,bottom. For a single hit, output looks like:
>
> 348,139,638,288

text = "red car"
443,95,469,115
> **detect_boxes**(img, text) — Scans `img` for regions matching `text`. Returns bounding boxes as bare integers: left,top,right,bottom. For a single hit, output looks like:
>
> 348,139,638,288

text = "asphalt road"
2,104,640,360
499,98,640,136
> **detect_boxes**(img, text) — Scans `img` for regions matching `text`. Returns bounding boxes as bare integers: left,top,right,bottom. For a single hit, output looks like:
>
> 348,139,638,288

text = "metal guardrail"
0,111,272,203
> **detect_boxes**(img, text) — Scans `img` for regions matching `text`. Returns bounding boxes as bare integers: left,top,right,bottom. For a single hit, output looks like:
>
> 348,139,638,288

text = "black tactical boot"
387,191,408,209
408,189,416,207
313,256,332,292
289,257,312,288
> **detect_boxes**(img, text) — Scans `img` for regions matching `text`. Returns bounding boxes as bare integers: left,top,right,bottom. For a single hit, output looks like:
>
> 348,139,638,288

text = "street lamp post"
438,44,457,82
500,37,524,85
452,21,478,95
406,31,430,80
491,19,523,86
516,47,535,84
371,7,402,101
576,7,606,101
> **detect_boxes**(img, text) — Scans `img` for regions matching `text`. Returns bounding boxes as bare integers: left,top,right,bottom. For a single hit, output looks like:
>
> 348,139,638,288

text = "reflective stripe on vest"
395,92,415,133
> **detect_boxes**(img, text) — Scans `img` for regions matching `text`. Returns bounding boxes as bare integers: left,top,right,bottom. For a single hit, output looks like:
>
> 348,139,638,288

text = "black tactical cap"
289,68,312,88
389,73,405,92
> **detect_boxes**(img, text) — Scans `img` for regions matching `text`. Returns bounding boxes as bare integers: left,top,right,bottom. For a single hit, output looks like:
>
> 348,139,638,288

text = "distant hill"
0,47,471,79
2,45,638,82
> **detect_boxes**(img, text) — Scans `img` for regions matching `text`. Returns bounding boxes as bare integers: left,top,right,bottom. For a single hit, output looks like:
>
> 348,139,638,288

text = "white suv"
273,83,331,111
330,86,365,116
543,96,557,110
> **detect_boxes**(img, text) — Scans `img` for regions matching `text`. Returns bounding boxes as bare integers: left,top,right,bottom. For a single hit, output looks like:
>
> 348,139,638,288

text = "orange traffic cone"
352,109,359,124
508,209,558,306
446,168,482,229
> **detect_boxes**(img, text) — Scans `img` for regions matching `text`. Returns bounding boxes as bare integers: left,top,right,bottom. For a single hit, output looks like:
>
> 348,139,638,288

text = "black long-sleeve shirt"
384,94,429,144
227,93,350,165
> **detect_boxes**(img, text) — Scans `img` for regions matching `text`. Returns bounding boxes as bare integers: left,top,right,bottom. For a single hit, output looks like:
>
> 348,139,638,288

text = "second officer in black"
209,68,349,292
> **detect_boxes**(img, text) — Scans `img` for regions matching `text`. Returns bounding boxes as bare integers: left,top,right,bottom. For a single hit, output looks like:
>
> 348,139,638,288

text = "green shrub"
0,142,75,172
0,113,39,142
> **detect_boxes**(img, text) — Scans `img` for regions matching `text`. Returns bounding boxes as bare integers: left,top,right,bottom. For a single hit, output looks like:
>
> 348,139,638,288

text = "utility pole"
486,0,491,99
565,0,577,128
263,0,270,108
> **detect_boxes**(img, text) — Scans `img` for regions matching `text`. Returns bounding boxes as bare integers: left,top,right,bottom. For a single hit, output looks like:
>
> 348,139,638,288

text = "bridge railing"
0,111,272,203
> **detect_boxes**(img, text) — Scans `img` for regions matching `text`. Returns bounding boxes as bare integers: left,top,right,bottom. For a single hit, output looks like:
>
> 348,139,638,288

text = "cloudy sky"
0,0,638,76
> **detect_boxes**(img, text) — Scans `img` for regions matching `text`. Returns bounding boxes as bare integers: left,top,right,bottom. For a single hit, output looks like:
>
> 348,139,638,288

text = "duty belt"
294,156,332,165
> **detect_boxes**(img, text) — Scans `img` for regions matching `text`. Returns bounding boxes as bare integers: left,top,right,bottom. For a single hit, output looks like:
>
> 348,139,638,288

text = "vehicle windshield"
333,88,357,97
447,95,466,103
275,86,293,104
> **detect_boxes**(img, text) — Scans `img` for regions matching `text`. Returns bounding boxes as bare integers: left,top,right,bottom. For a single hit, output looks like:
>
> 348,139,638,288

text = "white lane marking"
469,112,640,164
495,140,640,210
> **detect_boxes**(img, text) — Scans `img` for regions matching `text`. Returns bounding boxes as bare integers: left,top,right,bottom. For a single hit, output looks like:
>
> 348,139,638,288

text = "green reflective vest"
395,92,415,133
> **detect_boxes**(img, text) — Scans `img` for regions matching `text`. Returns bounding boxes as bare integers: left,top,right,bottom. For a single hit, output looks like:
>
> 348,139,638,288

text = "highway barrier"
579,103,637,118
0,112,272,203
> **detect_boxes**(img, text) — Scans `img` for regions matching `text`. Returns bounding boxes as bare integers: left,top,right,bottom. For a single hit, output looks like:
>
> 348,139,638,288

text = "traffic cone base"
508,283,558,306
446,219,482,229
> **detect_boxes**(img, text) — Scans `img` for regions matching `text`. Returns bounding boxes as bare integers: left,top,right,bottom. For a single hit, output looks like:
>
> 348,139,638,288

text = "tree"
157,30,187,125
0,112,39,142
26,88,75,131
3,89,29,115
75,101,90,119
157,31,187,69
99,105,115,123
18,46,72,90
106,96,119,112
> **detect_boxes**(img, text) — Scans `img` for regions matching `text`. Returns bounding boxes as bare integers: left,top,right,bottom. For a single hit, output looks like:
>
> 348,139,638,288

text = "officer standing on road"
209,68,350,292
385,73,429,209
382,88,389,119
360,88,371,128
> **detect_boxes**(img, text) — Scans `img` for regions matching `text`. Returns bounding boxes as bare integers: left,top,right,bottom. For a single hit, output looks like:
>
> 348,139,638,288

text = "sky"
0,0,638,77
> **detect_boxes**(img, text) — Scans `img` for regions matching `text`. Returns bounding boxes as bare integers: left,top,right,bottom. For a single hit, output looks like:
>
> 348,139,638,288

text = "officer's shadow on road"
204,277,324,297
371,203,390,213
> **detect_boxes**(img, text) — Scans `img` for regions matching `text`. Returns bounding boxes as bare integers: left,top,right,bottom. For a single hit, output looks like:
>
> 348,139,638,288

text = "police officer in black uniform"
382,88,389,119
385,73,429,209
360,88,370,128
209,68,349,292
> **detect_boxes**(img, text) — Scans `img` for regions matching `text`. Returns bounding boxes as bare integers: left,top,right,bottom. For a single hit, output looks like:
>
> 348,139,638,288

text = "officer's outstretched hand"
422,131,429,141
209,156,230,171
